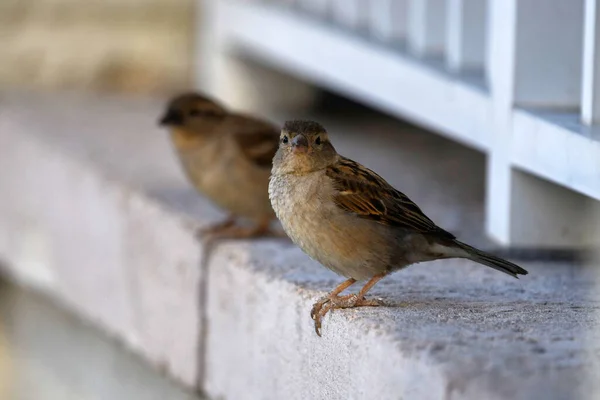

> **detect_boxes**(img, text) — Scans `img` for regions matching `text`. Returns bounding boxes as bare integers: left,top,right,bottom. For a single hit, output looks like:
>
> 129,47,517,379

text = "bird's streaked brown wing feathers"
230,115,280,168
326,157,455,239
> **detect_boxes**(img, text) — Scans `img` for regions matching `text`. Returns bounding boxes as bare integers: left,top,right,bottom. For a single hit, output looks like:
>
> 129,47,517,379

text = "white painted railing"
198,0,600,247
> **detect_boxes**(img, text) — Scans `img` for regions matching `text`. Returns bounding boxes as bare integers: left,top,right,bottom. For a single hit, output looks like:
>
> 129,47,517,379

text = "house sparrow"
159,93,281,239
269,120,528,336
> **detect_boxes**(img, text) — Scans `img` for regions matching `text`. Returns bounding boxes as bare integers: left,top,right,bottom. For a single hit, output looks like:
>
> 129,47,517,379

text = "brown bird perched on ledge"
269,120,528,336
159,93,282,239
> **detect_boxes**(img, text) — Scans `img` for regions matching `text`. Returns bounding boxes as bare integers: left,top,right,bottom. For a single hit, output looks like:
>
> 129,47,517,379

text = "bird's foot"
197,219,285,241
211,225,267,239
195,217,236,240
310,294,384,337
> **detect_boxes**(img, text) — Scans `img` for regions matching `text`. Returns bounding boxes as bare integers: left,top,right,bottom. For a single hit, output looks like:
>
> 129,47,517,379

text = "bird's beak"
159,109,183,126
291,134,309,153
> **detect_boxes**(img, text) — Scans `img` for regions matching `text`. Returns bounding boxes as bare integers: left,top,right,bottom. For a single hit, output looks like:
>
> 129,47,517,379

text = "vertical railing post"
582,0,600,125
407,0,447,57
446,0,487,73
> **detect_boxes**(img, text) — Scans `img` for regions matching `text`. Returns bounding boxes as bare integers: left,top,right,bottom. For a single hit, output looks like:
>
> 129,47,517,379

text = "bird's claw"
311,294,384,337
310,295,330,321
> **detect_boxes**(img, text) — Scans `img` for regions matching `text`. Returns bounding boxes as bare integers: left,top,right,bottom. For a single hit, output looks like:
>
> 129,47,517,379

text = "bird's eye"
189,109,201,117
282,135,289,144
315,136,321,145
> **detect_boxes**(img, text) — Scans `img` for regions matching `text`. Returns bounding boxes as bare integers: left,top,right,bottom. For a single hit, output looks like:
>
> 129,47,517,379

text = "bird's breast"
176,136,272,218
269,172,391,280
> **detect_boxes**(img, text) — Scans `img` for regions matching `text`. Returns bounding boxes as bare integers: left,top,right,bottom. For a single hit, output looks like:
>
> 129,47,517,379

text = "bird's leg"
221,219,269,239
204,217,284,240
312,273,387,336
195,215,237,239
356,273,387,300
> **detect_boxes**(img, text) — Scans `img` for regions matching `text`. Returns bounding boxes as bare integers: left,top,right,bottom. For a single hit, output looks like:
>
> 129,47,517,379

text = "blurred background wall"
0,0,194,94
0,2,200,398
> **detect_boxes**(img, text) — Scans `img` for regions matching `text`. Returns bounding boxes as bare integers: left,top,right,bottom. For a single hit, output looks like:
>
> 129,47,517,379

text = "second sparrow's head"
272,120,337,174
159,92,227,132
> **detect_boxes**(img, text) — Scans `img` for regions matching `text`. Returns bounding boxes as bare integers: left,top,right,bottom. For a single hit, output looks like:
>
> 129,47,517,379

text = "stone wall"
0,0,194,93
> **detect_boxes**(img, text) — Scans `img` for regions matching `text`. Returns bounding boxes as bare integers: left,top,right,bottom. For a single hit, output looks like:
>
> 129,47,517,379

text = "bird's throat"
170,128,206,150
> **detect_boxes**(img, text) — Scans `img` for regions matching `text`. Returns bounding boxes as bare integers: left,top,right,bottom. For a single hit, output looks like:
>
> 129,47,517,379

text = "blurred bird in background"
160,93,283,239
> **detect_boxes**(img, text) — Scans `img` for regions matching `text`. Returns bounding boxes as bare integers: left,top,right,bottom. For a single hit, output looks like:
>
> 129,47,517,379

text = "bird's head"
272,120,338,174
159,92,227,132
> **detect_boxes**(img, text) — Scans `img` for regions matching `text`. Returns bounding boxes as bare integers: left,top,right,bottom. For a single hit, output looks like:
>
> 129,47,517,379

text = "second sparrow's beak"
291,134,309,153
159,109,183,126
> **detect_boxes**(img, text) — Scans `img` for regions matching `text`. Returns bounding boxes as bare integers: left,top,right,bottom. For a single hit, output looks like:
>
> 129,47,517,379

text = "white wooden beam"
509,170,600,247
512,110,600,201
582,0,600,125
446,0,487,72
513,0,585,108
407,0,447,57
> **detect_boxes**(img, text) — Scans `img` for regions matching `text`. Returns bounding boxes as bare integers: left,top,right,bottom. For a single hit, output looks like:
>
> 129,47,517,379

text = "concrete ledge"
0,92,214,386
0,92,599,399
206,241,598,399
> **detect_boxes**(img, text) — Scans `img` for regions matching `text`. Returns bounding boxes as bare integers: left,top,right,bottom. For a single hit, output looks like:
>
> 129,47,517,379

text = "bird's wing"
230,115,280,169
326,156,455,239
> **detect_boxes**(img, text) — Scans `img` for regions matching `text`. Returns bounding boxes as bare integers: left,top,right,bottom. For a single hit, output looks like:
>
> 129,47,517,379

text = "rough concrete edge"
202,242,453,400
0,122,206,388
202,241,600,400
